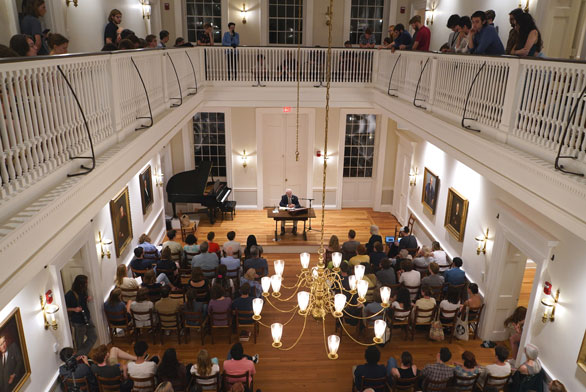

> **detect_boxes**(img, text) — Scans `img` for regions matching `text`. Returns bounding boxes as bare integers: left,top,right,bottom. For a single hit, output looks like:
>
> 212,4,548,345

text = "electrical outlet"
481,271,485,282
53,343,59,353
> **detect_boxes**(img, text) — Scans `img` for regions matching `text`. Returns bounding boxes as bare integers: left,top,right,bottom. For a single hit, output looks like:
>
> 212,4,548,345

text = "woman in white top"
391,288,412,321
432,241,450,273
455,17,471,54
191,349,220,389
439,286,460,322
115,264,138,289
129,287,155,327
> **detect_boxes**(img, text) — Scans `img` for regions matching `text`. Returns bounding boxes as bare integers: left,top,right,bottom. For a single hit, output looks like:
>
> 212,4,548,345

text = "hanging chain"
294,0,302,162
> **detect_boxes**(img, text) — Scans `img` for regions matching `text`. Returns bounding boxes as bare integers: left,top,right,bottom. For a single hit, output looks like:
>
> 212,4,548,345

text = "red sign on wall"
164,3,170,10
400,6,406,14
283,107,291,113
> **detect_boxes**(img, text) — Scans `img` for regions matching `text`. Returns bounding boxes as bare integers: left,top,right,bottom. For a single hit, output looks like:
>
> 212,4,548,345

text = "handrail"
185,52,198,95
413,57,431,109
166,52,183,107
387,53,401,97
131,57,154,130
461,62,487,132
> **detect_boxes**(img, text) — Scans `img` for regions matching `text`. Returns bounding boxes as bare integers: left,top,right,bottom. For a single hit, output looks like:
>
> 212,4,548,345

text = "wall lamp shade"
141,2,151,19
300,252,310,269
475,228,489,255
541,288,560,323
155,169,164,187
241,3,248,24
373,319,387,343
261,277,271,297
274,259,285,276
327,335,340,359
98,231,112,259
354,264,365,281
409,167,418,186
40,294,59,330
65,0,78,6
271,323,283,347
332,252,342,270
252,298,263,320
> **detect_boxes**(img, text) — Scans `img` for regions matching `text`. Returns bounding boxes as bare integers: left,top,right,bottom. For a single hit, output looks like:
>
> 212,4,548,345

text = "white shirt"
399,270,421,287
191,363,220,385
128,361,157,386
440,299,460,318
433,250,450,271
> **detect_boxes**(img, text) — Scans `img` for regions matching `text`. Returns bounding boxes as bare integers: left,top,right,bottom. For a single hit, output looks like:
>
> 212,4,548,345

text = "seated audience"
363,290,384,325
156,348,187,391
221,247,241,278
366,225,383,254
127,341,159,387
389,226,417,258
504,306,526,358
184,288,208,321
188,267,210,302
445,257,466,286
192,242,219,277
362,263,378,301
232,283,254,320
208,285,232,325
244,235,263,259
211,264,235,298
104,288,130,325
58,347,97,391
439,286,461,323
155,381,173,392
414,286,436,323
354,346,387,390
0,44,19,57
387,351,417,385
518,344,541,375
549,380,567,392
462,283,483,309
455,16,471,53
191,349,220,389
325,234,341,263
342,229,360,261
155,286,182,315
376,259,396,286
90,345,135,392
431,242,449,273
223,231,242,258
510,12,542,57
413,246,434,270
138,234,160,259
142,269,164,299
453,351,481,389
349,245,370,266
468,10,505,55
421,262,444,289
369,242,386,272
157,247,178,286
115,264,139,292
479,346,511,386
184,234,200,257
422,347,454,387
130,247,154,275
398,259,420,300
223,343,256,388
130,288,155,328
391,287,412,321
48,33,69,55
145,34,157,48
9,34,37,57
162,230,182,257
207,232,220,253
243,246,269,277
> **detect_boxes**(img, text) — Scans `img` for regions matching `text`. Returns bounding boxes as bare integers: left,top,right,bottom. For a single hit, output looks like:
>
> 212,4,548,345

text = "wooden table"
267,208,316,241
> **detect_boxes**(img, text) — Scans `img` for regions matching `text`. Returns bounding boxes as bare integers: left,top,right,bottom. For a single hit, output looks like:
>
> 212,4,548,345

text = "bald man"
279,189,301,235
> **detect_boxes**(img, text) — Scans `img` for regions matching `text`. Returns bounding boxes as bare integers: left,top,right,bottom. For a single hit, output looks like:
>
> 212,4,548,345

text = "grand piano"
166,161,232,224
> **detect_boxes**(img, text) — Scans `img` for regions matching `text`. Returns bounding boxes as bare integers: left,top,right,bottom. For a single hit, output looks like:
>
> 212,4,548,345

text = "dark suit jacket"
398,234,418,250
279,194,301,208
0,343,24,392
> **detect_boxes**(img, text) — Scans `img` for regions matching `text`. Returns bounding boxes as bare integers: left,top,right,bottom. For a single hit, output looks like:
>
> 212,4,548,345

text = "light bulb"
312,267,319,279
332,252,342,269
327,335,340,359
300,252,310,269
297,291,310,314
357,279,368,302
334,293,346,317
252,298,263,320
354,264,365,281
270,275,282,294
274,259,285,276
380,286,391,307
349,275,357,291
374,319,387,343
271,323,283,347
261,276,271,296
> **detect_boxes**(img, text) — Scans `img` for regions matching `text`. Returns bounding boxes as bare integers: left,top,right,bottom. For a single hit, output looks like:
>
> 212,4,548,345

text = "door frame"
256,108,315,208
483,200,559,364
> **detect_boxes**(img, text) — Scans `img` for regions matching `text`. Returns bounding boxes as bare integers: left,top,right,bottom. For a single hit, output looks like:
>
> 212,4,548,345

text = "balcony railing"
0,46,585,207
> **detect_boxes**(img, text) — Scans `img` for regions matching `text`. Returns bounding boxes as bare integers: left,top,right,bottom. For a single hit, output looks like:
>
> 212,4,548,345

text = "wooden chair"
201,267,217,279
130,308,156,344
438,307,459,343
179,268,192,286
476,373,511,392
409,305,436,340
402,283,420,302
452,373,480,391
104,309,133,344
392,375,418,392
170,250,182,263
254,266,267,280
130,267,149,279
97,375,122,392
428,285,443,302
181,222,196,241
407,213,415,234
388,307,411,341
192,372,220,392
184,251,200,265
388,283,402,296
226,267,241,292
145,286,163,303
465,304,484,339
353,376,391,392
129,375,156,391
62,376,90,391
182,309,208,345
221,371,252,392
120,287,138,302
422,376,452,391
157,310,183,345
143,249,159,260
235,309,259,343
169,289,186,303
415,265,429,277
210,308,232,344
156,268,176,285
444,283,468,303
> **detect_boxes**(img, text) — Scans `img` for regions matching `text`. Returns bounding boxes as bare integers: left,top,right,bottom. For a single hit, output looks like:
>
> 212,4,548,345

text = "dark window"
186,0,222,44
349,0,385,45
193,112,227,177
269,0,303,45
343,114,376,178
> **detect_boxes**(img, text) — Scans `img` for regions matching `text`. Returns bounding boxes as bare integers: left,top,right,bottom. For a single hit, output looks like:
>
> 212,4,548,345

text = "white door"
398,153,410,223
262,113,308,207
540,0,586,59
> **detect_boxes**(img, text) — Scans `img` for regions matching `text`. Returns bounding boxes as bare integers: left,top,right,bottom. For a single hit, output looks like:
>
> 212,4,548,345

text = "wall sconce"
475,228,489,255
65,0,78,7
240,3,248,24
409,167,418,186
98,231,112,259
141,1,151,19
40,291,59,330
426,7,436,25
541,284,560,323
519,0,530,12
241,150,248,168
155,169,164,187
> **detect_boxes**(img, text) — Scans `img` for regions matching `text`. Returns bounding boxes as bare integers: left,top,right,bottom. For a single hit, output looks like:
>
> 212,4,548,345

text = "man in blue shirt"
223,22,240,80
391,23,412,52
359,28,376,48
468,11,505,55
243,246,269,277
129,247,155,275
444,257,467,286
191,241,219,277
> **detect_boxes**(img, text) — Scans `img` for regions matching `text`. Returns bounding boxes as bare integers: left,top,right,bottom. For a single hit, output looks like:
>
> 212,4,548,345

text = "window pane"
193,112,227,178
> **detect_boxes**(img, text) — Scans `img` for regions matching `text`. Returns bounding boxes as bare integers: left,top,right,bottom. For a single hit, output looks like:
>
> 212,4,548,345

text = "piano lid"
166,161,213,197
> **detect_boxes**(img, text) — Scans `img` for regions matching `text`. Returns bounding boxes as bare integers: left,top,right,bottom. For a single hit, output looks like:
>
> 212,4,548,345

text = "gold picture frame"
444,187,469,242
421,167,439,215
139,165,154,216
578,330,586,373
110,187,133,257
0,307,31,392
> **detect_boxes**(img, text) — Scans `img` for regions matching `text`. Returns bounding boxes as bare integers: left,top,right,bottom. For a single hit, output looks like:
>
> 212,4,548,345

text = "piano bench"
220,201,237,220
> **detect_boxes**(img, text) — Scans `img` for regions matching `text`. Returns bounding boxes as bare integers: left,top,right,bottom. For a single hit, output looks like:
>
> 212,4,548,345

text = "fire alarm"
316,150,322,157
543,282,552,296
164,3,170,10
400,6,406,14
45,290,54,305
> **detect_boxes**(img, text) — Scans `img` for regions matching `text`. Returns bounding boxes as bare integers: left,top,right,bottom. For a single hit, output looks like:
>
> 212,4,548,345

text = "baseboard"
235,205,259,210
378,204,393,212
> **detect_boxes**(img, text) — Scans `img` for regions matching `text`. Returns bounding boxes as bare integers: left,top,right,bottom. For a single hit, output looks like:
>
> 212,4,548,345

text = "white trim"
260,0,268,46
373,114,388,211
182,122,194,171
235,205,259,210
304,0,314,46
221,0,229,37
343,0,352,43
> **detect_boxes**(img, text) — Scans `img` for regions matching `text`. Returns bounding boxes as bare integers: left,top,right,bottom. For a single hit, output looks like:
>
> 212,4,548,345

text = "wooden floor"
113,209,510,391
517,262,536,308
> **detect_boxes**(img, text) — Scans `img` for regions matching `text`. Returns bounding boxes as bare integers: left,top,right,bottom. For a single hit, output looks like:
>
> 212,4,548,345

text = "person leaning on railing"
468,11,505,55
390,24,412,53
510,12,543,57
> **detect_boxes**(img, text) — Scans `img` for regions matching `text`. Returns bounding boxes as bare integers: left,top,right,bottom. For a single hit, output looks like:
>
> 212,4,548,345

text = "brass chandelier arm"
257,307,300,329
337,317,379,347
322,317,331,357
342,308,386,320
276,312,309,351
280,275,309,290
264,295,299,313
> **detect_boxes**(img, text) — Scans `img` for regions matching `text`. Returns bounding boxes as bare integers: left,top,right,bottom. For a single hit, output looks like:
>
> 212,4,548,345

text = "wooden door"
540,0,585,59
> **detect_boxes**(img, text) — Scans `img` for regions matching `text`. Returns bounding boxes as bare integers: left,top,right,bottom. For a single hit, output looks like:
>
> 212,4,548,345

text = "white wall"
405,137,586,391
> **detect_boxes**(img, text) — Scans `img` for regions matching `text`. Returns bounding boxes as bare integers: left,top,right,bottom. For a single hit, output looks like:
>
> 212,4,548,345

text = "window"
343,114,376,178
186,0,222,44
349,0,385,45
268,0,303,45
193,112,227,177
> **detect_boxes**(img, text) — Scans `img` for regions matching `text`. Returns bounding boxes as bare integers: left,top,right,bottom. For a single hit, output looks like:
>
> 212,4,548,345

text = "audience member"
349,245,370,266
198,24,214,46
511,12,542,57
104,9,122,45
359,28,376,48
0,44,19,58
142,269,164,299
154,381,173,392
342,230,360,261
223,231,242,258
104,288,130,326
174,37,186,47
479,346,511,386
156,348,187,391
163,230,182,256
101,43,118,51
184,287,208,319
422,347,454,387
58,347,97,391
191,349,220,388
21,0,47,55
240,268,262,297
9,34,36,57
223,22,240,47
207,232,220,253
354,346,387,390
158,30,170,48
506,8,524,54
138,234,160,259
221,247,241,278
243,246,269,277
232,283,253,312
504,306,526,358
439,286,461,322
130,287,155,328
48,33,69,55
65,275,97,356
409,15,431,51
223,343,256,388
369,242,386,271
431,242,449,273
145,34,157,48
391,287,412,321
414,286,436,323
518,344,541,375
365,225,383,254
444,14,461,52
421,262,444,288
115,264,139,292
398,259,420,300
485,10,498,33
130,247,154,275
158,247,178,286
453,351,481,389
549,380,567,392
468,11,505,55
192,242,219,277
389,226,417,258
413,246,434,270
184,234,200,256
376,259,396,286
127,341,159,387
208,285,232,325
244,235,263,259
325,234,341,264
90,344,135,392
363,290,384,324
388,351,417,385
444,257,466,286
155,286,182,315
455,16,471,53
188,267,210,301
211,264,235,298
462,283,483,309
391,24,412,52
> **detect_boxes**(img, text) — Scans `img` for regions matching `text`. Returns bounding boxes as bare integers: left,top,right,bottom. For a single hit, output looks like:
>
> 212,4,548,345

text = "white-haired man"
279,189,301,235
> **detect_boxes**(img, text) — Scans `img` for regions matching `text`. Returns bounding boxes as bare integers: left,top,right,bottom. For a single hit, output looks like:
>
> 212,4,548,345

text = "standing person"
468,11,505,55
104,9,122,45
158,30,170,48
510,12,543,57
65,275,97,356
359,28,376,48
198,24,214,46
20,0,47,55
443,14,461,52
506,8,524,55
145,34,157,48
223,22,240,80
409,15,431,51
48,33,69,55
279,188,301,235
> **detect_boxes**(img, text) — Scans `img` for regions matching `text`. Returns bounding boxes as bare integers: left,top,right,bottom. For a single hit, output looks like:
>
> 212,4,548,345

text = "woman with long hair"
156,348,187,391
390,351,417,386
115,264,139,291
211,264,234,298
453,351,481,389
20,0,47,54
65,274,97,355
391,287,412,321
129,287,155,328
504,306,527,358
244,235,263,259
190,349,220,389
208,284,232,326
439,285,461,323
188,267,210,302
511,12,542,57
103,288,130,326
325,235,340,263
9,34,36,57
104,9,122,45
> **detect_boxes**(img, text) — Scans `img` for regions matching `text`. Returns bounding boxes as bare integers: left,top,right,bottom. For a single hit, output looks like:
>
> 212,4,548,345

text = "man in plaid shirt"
422,347,454,388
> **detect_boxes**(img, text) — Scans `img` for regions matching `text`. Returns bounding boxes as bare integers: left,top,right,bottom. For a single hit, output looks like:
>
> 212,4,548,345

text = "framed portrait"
110,187,133,257
421,168,440,214
139,166,154,216
444,187,469,241
578,330,586,373
0,308,31,392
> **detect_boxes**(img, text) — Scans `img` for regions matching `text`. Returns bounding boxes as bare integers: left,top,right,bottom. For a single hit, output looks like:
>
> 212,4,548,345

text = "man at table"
279,188,301,235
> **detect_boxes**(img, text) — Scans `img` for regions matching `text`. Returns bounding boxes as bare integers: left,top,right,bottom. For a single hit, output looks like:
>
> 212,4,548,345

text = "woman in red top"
207,231,220,253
